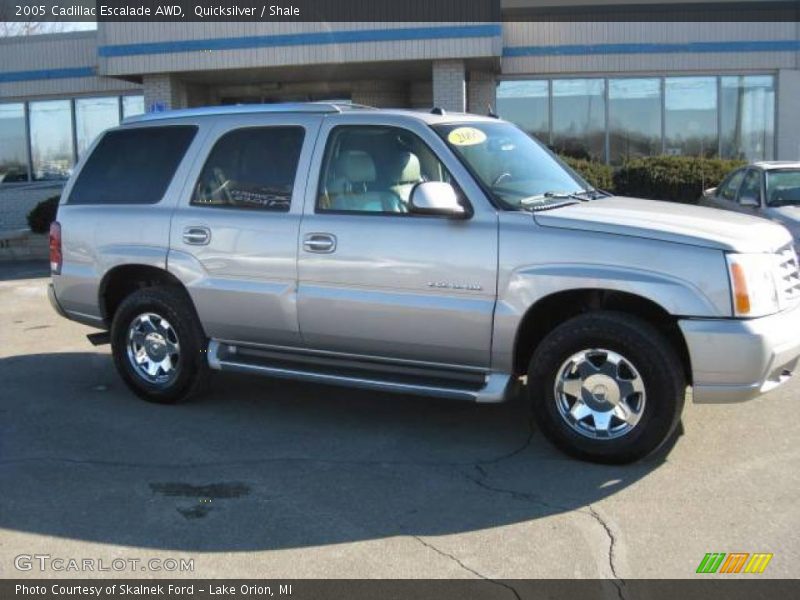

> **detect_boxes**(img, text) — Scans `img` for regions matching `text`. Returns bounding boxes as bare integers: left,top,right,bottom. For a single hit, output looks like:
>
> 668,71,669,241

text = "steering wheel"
492,172,513,186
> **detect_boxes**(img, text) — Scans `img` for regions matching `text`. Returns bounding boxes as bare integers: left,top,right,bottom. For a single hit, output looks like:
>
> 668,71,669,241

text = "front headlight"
726,253,781,317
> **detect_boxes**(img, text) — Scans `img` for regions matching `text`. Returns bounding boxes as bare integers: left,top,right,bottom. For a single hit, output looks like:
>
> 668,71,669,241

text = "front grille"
777,244,800,306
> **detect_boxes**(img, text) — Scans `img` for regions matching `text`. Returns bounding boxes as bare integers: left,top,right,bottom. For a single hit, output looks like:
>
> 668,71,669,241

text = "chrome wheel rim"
126,312,180,386
554,348,646,440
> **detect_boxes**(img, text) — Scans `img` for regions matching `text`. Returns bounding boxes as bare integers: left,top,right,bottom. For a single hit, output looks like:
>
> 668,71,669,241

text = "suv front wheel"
110,286,209,404
528,311,686,464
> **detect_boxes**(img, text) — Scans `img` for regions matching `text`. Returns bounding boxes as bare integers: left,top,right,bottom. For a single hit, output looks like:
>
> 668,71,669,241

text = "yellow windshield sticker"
448,127,487,146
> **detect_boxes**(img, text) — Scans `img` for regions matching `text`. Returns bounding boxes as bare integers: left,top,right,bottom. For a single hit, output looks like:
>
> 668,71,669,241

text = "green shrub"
559,156,615,192
26,195,60,234
613,156,747,203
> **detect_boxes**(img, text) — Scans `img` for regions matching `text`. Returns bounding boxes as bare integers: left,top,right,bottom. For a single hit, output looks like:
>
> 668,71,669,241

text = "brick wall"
468,71,497,116
143,74,188,111
432,60,466,112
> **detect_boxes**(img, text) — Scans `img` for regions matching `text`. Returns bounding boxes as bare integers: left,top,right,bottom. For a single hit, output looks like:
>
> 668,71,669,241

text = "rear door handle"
303,233,337,253
183,226,211,245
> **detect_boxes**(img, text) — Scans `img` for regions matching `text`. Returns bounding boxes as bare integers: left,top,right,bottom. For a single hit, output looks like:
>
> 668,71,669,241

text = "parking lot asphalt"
0,260,797,583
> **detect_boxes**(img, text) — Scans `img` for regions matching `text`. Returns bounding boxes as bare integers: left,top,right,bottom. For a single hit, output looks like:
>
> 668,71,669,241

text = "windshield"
433,121,593,210
766,169,800,207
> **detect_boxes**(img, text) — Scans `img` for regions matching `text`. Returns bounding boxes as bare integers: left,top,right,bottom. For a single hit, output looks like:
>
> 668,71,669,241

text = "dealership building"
1,0,800,184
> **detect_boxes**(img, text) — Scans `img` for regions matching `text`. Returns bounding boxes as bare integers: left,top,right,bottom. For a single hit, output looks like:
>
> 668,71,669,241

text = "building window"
0,103,28,184
498,74,776,164
496,80,549,143
664,77,718,158
122,95,145,119
75,97,121,158
552,79,606,162
29,99,74,181
720,75,775,161
608,78,662,165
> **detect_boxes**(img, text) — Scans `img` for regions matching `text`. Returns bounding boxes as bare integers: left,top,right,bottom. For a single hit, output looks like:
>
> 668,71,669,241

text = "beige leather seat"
387,151,423,206
326,150,403,213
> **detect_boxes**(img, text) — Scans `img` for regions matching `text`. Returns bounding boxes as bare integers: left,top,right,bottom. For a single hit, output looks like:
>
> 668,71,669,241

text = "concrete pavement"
1,262,797,582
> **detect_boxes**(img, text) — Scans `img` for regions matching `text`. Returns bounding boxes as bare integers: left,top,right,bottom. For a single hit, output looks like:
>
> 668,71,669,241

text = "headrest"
388,151,421,184
336,150,376,184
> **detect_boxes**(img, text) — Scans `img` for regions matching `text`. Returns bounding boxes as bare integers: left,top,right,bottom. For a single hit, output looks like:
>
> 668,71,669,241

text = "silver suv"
48,103,800,463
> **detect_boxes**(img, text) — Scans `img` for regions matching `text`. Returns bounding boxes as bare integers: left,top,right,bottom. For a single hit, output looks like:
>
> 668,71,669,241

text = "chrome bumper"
680,302,800,403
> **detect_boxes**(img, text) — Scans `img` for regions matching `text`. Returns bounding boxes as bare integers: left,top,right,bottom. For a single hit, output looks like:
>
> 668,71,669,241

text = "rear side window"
191,126,305,212
68,126,197,205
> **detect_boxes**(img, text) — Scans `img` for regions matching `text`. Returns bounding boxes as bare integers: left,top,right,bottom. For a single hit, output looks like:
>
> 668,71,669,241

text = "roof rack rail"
126,101,372,123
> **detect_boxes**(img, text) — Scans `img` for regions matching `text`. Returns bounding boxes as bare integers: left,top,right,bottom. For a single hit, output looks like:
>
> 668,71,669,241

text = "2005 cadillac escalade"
48,103,800,463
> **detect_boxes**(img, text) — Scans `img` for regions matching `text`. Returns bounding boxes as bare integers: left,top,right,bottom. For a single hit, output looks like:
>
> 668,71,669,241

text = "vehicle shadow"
0,351,668,552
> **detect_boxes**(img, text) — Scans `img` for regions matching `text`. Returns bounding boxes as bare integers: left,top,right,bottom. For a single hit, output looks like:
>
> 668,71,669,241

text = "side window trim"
314,124,468,218
190,125,305,212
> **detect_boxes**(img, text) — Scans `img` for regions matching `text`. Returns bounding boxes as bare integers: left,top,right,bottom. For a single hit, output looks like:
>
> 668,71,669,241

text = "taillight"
49,221,62,274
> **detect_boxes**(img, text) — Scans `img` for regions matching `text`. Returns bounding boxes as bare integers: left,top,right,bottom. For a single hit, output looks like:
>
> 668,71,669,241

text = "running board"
206,340,511,403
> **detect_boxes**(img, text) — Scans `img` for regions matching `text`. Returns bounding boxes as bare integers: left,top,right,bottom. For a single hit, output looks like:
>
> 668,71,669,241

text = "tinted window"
68,126,196,205
317,126,452,215
192,127,304,212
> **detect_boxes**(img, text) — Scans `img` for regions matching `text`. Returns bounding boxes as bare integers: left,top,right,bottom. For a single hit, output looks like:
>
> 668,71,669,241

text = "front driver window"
738,170,762,205
718,169,745,202
317,126,451,214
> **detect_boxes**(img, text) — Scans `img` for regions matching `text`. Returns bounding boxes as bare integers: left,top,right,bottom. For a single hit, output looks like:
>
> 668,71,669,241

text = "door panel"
169,116,321,345
297,123,498,368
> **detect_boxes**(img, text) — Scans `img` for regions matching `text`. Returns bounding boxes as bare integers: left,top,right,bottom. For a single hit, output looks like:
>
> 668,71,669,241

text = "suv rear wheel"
110,286,209,404
527,311,685,464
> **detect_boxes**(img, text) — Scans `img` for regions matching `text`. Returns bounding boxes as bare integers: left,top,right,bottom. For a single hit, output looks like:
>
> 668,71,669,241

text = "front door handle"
303,233,337,253
183,226,211,245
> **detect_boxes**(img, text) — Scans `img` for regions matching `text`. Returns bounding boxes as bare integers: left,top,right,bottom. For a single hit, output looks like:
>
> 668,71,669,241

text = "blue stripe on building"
98,24,503,58
502,40,800,57
0,67,95,83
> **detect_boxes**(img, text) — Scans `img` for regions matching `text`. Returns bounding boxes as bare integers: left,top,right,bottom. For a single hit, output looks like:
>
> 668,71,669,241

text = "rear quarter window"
67,126,197,205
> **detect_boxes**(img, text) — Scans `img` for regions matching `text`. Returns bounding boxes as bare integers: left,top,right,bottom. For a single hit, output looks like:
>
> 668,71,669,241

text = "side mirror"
740,194,760,207
409,182,467,218
703,187,717,198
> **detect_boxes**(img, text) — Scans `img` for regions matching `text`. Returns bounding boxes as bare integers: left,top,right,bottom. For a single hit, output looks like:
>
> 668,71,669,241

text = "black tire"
110,286,209,404
527,311,685,464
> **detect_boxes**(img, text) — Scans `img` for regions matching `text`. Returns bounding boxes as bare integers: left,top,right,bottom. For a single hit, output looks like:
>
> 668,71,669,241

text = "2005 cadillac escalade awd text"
48,103,800,463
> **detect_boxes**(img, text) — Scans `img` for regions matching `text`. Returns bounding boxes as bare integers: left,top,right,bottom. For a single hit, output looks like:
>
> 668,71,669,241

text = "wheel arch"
99,264,196,328
510,288,692,384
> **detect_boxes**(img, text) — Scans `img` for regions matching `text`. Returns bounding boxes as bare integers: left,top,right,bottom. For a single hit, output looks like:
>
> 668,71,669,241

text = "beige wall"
98,22,501,77
0,32,140,101
502,21,800,75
